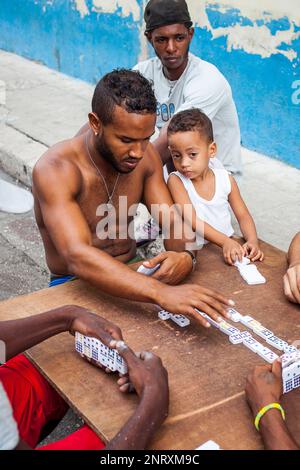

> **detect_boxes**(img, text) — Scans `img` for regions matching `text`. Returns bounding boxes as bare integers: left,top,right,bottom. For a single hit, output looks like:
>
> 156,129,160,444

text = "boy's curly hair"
168,108,214,143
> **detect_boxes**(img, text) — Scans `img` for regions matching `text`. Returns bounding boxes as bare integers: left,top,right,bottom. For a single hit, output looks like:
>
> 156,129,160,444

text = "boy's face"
168,131,216,179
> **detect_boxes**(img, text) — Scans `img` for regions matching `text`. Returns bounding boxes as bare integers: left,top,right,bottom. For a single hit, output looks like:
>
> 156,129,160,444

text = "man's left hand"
142,251,194,285
68,305,123,345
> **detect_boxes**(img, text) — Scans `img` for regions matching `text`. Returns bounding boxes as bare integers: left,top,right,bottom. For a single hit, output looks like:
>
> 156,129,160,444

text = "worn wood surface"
0,241,300,450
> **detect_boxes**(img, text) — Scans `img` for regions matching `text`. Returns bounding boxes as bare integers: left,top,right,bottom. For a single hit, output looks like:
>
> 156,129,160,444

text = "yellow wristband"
254,403,285,431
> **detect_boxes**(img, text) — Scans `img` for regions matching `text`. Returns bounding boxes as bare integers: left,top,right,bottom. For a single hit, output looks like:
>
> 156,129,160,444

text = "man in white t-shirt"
133,0,242,175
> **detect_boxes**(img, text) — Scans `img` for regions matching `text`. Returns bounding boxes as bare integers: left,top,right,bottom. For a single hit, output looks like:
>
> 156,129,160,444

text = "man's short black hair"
92,69,157,125
168,108,214,143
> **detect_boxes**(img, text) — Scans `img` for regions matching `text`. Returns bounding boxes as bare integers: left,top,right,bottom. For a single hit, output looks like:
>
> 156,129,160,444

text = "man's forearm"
106,391,167,450
288,232,300,267
68,245,161,304
259,409,299,450
164,236,192,252
0,306,74,361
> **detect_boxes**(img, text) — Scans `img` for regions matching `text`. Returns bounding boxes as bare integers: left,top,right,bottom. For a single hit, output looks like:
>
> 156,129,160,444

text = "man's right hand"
245,360,283,418
245,360,299,450
283,264,300,304
156,284,234,328
106,342,169,450
111,341,169,422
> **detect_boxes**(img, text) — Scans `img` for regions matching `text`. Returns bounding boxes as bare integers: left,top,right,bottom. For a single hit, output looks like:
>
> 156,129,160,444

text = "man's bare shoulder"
143,142,164,178
33,137,83,199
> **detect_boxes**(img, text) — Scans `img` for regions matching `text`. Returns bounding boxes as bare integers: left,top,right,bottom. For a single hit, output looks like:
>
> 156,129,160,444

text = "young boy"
167,109,264,265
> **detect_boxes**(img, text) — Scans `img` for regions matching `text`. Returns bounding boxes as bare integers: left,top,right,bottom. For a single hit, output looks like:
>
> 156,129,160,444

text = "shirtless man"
33,69,234,326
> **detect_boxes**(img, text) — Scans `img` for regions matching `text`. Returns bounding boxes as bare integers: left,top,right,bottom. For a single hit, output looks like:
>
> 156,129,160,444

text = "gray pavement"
0,168,47,299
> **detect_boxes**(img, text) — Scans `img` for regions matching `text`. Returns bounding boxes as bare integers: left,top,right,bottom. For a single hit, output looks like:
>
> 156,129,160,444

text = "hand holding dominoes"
114,345,169,401
245,360,283,418
69,307,123,347
137,263,161,276
75,335,169,410
75,333,128,374
139,251,195,285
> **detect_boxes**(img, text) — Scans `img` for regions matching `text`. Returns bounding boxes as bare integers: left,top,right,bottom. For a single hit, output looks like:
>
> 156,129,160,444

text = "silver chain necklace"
85,134,120,207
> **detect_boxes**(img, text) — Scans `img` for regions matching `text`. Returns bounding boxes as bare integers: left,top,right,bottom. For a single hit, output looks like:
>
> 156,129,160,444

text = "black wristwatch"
183,250,197,271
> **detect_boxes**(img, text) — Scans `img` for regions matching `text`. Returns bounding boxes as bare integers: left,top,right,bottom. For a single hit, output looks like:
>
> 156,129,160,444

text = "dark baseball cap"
144,0,193,32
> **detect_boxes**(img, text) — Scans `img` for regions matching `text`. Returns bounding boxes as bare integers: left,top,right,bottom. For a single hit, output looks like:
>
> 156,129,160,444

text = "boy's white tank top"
170,169,234,244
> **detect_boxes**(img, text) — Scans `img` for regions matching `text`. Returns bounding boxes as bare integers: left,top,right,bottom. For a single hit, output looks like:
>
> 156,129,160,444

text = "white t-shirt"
169,169,234,245
0,381,19,450
134,53,242,174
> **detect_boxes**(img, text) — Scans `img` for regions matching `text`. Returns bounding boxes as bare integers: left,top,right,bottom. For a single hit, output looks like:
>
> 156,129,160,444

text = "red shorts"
0,354,105,450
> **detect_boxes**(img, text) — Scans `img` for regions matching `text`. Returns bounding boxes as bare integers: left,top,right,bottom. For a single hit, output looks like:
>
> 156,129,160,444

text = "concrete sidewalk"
0,49,299,254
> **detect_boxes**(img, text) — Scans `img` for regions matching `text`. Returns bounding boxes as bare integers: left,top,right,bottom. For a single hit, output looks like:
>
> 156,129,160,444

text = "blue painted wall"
0,0,143,82
190,6,300,169
0,1,299,168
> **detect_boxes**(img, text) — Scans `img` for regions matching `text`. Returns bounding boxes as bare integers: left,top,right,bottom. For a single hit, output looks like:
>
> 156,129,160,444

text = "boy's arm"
228,176,264,261
168,174,245,265
167,174,231,247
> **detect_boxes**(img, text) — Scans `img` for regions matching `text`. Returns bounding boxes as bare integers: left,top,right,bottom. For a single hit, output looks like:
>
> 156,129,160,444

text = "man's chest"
154,79,184,128
78,175,144,234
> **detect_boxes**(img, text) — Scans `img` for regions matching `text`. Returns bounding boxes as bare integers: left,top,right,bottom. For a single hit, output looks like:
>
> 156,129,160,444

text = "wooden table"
0,241,300,450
